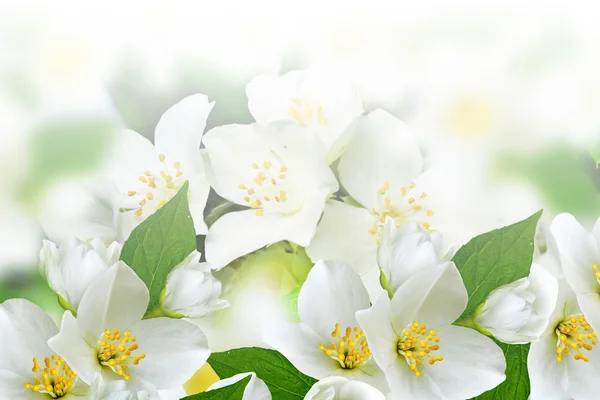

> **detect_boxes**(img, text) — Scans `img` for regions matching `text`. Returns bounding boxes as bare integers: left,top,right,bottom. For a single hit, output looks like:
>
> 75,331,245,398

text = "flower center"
127,154,186,217
369,181,435,240
238,161,294,216
287,98,328,126
397,321,442,377
24,355,77,398
97,329,146,381
318,323,372,369
555,314,597,363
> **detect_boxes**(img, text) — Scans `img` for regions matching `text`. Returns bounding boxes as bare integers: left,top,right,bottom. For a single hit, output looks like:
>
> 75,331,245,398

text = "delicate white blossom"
246,64,363,164
203,121,338,268
356,262,505,399
304,376,385,400
206,372,270,400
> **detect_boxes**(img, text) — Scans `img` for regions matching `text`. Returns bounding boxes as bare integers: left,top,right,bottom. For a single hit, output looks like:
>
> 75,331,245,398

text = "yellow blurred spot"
183,363,221,395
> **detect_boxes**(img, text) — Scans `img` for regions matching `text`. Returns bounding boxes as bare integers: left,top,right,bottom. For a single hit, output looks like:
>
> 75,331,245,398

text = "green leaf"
454,210,542,322
181,375,251,400
120,182,196,313
208,347,317,400
474,342,530,400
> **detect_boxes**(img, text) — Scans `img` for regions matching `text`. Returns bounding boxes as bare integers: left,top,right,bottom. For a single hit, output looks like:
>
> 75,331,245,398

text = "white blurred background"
1,1,600,311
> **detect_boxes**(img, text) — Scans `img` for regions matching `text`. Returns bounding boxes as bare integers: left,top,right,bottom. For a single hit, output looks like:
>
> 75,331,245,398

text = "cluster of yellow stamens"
97,329,146,381
287,98,328,126
238,161,290,216
555,314,597,363
397,321,442,377
319,323,371,369
24,355,77,398
368,181,435,239
129,153,184,217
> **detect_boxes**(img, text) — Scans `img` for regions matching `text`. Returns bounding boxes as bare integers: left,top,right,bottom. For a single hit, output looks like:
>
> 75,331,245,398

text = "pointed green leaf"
208,347,317,400
120,182,196,313
454,210,542,322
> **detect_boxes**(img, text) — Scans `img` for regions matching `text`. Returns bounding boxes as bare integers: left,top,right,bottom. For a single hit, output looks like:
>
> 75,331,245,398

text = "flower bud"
475,263,558,344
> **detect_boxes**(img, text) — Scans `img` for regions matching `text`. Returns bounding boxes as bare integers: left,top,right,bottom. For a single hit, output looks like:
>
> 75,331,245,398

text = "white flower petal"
0,370,39,400
575,292,600,333
48,311,101,385
427,325,506,399
206,209,307,268
355,294,399,372
298,261,370,340
550,213,600,294
306,200,377,274
188,174,210,235
77,262,149,344
154,93,214,174
564,339,600,400
304,376,385,400
338,109,423,210
130,318,210,390
207,372,271,400
528,334,569,400
390,262,467,331
385,360,441,400
263,321,335,379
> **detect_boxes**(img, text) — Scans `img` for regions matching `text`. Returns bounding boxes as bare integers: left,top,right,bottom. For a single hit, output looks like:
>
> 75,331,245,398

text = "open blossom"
40,237,122,312
304,376,385,400
550,213,600,333
377,217,456,297
205,373,270,400
528,278,600,400
263,261,387,391
48,263,210,394
356,262,505,400
475,263,558,344
0,299,89,399
203,121,338,268
306,110,435,275
246,64,364,164
162,251,229,318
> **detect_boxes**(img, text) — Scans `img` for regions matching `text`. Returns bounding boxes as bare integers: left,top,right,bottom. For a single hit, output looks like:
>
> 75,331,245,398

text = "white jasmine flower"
246,64,363,164
0,299,89,398
475,263,559,344
377,217,456,297
263,261,387,391
306,109,434,274
549,213,600,333
205,372,270,400
105,94,214,239
203,121,338,268
304,376,385,400
356,262,505,399
48,262,210,392
40,237,122,312
162,251,229,318
528,278,600,400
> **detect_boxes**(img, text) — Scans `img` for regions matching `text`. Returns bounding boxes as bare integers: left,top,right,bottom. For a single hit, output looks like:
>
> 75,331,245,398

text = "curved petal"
0,299,58,376
207,372,270,400
528,334,569,400
305,376,385,400
550,213,600,294
355,295,399,372
390,262,467,332
77,262,149,344
48,311,101,385
427,325,506,399
202,124,273,204
565,336,600,400
262,321,335,379
338,109,423,210
246,70,305,124
306,200,377,274
129,318,210,390
188,174,210,235
154,93,214,174
385,360,441,400
576,292,600,333
298,261,370,339
206,209,299,269
0,370,39,400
